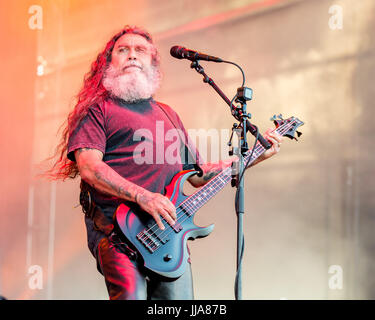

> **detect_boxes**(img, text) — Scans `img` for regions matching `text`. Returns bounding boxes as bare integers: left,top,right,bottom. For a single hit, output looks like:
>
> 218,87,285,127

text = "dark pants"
96,235,194,300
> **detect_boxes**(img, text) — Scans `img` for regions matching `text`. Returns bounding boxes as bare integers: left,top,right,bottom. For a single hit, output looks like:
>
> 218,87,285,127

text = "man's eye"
118,48,128,53
136,47,147,53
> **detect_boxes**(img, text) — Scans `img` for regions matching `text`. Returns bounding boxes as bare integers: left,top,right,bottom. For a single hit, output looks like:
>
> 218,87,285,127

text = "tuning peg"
277,114,283,120
270,115,277,121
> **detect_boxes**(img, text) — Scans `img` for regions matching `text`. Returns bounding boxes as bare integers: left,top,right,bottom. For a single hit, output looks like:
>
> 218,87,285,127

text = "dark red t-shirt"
68,97,202,256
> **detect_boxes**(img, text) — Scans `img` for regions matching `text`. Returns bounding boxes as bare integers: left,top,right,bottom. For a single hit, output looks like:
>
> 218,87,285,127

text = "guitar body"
115,169,215,278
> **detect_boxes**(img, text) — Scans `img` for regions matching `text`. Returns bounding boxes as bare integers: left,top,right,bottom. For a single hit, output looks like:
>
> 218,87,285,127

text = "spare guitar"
115,115,304,278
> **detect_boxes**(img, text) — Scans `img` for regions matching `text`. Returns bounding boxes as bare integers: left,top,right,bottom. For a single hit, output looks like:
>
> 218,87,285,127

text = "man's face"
110,33,154,75
103,33,161,102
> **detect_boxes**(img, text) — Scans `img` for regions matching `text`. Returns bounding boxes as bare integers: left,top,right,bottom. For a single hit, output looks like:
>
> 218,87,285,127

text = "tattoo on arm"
94,169,133,200
75,147,96,157
76,148,141,202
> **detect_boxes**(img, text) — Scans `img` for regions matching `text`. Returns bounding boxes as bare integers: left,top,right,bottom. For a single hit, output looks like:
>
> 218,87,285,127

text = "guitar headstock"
270,114,304,141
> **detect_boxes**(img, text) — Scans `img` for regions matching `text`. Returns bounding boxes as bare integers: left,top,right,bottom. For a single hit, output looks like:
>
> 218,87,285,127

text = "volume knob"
163,254,172,262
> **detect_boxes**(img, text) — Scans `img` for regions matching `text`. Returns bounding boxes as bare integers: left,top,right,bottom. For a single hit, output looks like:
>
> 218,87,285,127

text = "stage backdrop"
0,0,374,299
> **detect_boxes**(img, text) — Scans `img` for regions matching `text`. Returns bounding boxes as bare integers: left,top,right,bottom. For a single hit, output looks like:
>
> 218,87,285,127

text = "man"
52,26,283,300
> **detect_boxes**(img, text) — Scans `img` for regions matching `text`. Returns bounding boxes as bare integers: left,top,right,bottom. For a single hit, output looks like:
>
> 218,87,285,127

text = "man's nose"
127,48,137,60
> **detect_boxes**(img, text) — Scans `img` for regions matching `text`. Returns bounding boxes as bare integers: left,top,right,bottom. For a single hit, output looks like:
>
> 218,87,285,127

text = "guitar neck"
180,121,295,215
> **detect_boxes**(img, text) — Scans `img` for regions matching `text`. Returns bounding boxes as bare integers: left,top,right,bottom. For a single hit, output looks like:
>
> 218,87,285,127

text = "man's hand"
255,129,283,163
136,190,177,230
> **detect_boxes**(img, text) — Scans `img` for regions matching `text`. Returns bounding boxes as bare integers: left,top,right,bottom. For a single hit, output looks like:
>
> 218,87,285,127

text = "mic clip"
190,61,210,83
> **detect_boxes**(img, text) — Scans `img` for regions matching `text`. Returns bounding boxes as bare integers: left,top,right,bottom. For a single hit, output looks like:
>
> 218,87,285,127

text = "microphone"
170,46,223,63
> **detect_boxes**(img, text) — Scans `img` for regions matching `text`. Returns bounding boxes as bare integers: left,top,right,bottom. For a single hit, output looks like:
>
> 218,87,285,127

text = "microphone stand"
189,60,271,300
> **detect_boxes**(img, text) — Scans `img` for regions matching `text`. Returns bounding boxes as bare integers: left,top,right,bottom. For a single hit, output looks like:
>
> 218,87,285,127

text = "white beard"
103,61,161,103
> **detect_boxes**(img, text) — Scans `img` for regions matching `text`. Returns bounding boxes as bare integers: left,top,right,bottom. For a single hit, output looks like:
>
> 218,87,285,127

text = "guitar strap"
154,101,203,177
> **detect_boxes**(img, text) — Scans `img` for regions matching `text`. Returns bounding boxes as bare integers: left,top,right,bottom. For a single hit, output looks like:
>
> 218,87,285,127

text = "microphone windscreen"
170,46,185,59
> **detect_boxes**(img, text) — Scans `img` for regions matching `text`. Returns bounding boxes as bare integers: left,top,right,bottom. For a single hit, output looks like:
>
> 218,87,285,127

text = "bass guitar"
115,115,304,278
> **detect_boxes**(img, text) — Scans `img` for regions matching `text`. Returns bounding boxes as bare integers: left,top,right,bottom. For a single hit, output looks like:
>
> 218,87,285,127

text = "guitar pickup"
179,204,192,217
136,230,161,253
171,221,183,233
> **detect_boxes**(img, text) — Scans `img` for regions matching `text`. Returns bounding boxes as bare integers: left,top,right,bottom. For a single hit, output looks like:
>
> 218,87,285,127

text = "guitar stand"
189,60,271,299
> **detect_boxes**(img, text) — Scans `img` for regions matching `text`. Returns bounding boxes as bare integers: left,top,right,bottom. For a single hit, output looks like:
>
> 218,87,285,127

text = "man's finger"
159,208,176,226
152,212,165,230
163,197,177,220
269,132,283,143
266,136,278,146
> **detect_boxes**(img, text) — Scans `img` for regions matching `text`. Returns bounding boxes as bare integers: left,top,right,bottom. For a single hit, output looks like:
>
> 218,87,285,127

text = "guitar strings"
138,121,296,250
138,170,226,248
155,120,294,241
139,121,295,250
154,147,260,246
141,171,227,250
138,147,241,247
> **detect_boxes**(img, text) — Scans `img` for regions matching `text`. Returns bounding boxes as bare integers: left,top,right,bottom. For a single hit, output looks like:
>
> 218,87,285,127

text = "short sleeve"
67,104,107,162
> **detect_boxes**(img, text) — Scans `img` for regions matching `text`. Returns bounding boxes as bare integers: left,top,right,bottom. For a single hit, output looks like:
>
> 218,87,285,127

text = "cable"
222,60,245,87
223,60,245,115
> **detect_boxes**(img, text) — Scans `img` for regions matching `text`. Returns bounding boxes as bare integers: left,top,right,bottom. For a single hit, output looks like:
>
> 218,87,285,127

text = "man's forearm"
80,161,146,203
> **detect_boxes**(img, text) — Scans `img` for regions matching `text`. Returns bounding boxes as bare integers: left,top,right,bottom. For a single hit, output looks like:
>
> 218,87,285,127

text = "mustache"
105,62,144,78
122,62,143,72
